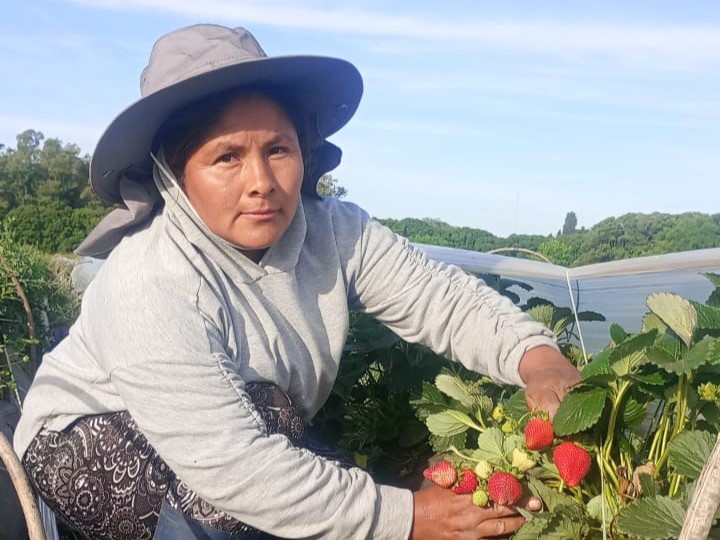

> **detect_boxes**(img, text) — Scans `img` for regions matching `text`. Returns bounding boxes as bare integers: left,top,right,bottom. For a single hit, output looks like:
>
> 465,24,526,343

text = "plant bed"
413,281,720,538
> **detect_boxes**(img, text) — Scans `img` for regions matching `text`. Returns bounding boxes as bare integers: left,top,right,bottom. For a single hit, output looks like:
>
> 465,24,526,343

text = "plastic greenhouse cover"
415,244,720,355
73,246,720,355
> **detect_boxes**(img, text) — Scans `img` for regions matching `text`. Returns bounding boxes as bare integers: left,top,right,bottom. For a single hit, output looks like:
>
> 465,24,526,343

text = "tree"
562,211,578,235
316,174,347,199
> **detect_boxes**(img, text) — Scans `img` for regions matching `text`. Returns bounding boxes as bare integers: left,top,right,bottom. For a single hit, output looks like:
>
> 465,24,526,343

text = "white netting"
415,244,720,354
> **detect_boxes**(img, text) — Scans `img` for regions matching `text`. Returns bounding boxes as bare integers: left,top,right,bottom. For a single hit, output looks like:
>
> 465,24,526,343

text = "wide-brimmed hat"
90,24,363,204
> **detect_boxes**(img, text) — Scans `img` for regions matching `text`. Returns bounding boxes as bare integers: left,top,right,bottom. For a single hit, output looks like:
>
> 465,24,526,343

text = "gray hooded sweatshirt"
15,159,557,539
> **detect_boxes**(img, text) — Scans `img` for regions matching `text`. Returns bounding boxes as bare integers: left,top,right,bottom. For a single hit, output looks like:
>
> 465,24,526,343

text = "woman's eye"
269,146,289,157
217,153,236,164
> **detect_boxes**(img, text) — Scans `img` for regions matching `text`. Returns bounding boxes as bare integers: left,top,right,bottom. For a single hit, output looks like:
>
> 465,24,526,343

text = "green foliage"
381,210,720,267
411,280,720,538
315,174,348,199
0,229,78,399
0,129,112,253
311,313,451,485
4,203,107,254
614,496,686,539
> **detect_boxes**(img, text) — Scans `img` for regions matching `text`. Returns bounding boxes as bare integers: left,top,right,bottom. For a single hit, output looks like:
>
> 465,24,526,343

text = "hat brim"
90,55,362,204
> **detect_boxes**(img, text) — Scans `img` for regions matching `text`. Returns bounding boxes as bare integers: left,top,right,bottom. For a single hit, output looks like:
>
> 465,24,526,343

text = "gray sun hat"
90,24,363,204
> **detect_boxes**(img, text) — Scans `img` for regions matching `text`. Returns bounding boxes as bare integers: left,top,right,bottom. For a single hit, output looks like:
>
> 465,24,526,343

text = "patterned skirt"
22,382,351,540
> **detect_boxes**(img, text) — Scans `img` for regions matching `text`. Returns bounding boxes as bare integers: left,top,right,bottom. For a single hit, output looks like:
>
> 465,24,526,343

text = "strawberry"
452,469,479,494
524,417,555,451
423,460,457,489
553,441,592,487
472,489,490,507
487,471,523,506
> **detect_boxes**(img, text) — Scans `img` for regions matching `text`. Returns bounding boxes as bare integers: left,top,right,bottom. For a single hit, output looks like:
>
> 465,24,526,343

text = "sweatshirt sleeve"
344,211,558,387
84,272,413,540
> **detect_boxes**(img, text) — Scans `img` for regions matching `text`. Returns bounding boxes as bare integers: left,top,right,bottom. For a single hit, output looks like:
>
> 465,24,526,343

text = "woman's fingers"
474,515,527,538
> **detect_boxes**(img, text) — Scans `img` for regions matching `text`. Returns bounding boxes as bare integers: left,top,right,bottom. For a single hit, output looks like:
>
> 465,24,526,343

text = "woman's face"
182,94,304,262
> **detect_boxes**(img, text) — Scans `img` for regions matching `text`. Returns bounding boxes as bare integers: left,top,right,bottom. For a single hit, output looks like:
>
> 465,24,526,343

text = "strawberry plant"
414,281,720,539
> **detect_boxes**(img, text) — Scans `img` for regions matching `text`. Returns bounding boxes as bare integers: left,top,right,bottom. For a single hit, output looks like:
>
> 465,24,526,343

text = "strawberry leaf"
553,387,607,436
429,432,466,453
647,338,714,375
615,496,685,539
476,427,506,465
580,348,613,380
667,430,716,479
426,411,471,437
503,389,529,421
586,495,612,527
434,372,476,409
526,476,577,512
609,323,628,344
513,513,551,540
693,302,720,332
541,504,589,540
620,397,647,431
647,293,697,348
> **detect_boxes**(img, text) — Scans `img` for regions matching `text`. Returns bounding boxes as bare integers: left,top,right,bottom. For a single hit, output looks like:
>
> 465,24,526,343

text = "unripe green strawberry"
511,448,536,472
492,405,505,422
487,471,523,506
524,417,555,451
472,489,490,507
422,459,457,489
474,459,493,480
501,419,517,433
553,441,592,487
452,469,479,495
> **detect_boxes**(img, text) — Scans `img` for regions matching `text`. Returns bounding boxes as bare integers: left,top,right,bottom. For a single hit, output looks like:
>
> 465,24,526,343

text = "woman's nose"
245,153,276,195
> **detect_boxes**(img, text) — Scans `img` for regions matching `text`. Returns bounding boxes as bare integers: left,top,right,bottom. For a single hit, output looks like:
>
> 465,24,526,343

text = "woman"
14,24,581,539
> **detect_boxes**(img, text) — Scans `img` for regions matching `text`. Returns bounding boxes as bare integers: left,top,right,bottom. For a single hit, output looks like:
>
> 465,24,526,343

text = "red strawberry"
487,471,523,506
553,441,592,487
423,460,457,489
452,469,479,494
524,417,555,451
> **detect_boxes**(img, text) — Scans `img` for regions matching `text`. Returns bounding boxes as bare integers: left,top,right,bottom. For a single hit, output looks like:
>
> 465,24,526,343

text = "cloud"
64,0,720,65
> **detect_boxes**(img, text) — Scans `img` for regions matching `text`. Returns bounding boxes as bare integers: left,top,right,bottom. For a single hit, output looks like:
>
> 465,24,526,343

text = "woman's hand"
410,485,541,540
519,345,582,419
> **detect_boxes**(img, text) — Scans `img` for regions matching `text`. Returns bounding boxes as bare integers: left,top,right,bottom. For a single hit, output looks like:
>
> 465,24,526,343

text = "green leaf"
426,411,471,437
694,302,720,332
526,476,578,512
667,430,717,479
527,304,555,329
638,473,660,497
621,397,647,431
410,381,449,420
541,504,590,540
647,293,697,348
647,339,714,375
577,310,605,322
643,312,668,333
503,389,530,421
581,348,613,380
554,387,608,436
655,331,685,358
610,330,657,376
586,495,612,527
429,432,467,453
475,427,507,464
615,496,686,539
434,372,476,408
609,323,629,344
704,273,720,288
513,513,551,540
707,338,720,366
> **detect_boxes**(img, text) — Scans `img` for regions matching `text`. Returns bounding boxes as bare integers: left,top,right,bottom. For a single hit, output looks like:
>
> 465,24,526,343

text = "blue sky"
1,1,719,237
